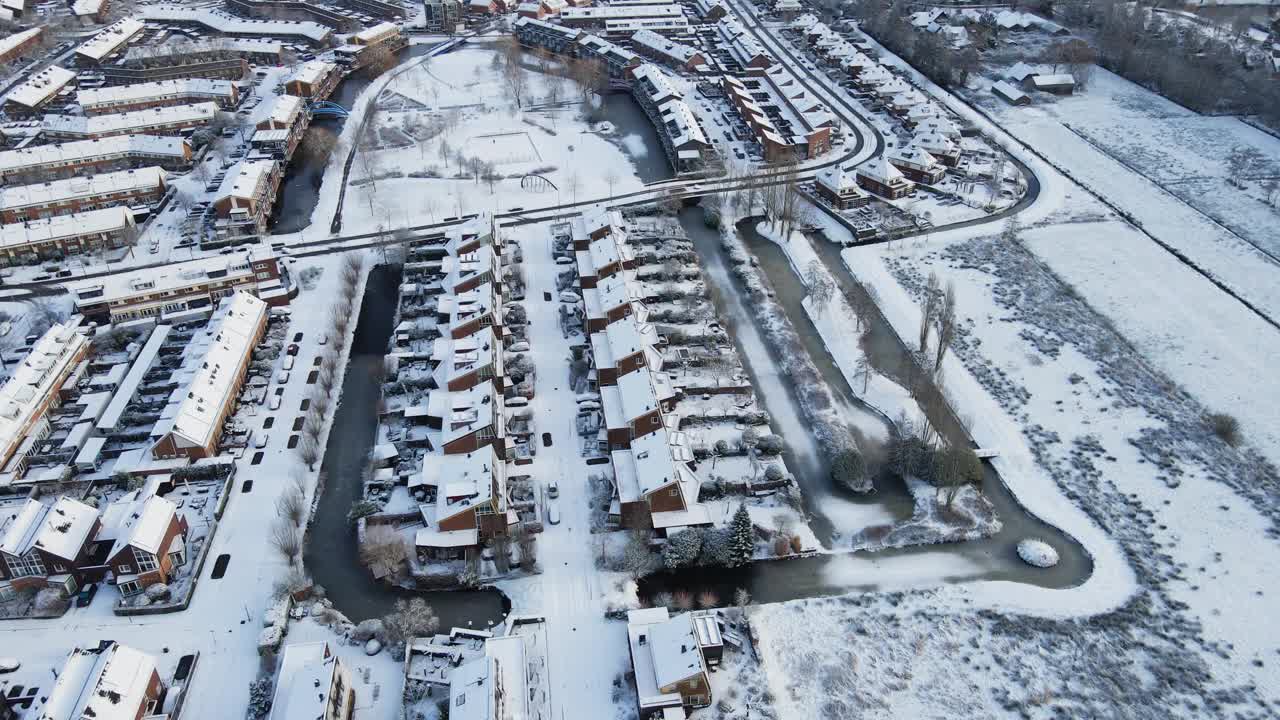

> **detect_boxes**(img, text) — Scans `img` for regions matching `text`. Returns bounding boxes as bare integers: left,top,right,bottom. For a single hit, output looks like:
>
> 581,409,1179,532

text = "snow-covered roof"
0,135,188,177
0,496,98,561
449,636,528,720
658,98,706,148
78,79,235,111
561,3,682,20
423,446,503,524
75,18,144,62
1,167,165,212
1028,73,1075,88
815,162,865,196
354,21,399,44
616,366,670,422
215,159,278,205
269,642,342,720
889,143,939,170
439,382,503,446
71,251,272,306
104,494,177,559
40,642,157,720
0,27,40,58
627,608,706,708
611,425,692,502
139,5,333,43
4,65,74,110
431,327,500,389
717,17,769,66
0,321,89,463
630,29,700,66
289,59,337,87
121,37,284,64
855,155,907,185
72,0,106,16
1004,61,1043,82
991,80,1029,104
632,63,682,104
41,102,218,139
161,292,266,451
261,94,304,129
0,206,133,250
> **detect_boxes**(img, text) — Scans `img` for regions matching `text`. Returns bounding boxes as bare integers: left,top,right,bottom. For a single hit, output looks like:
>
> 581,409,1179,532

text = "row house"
138,5,335,46
37,643,167,720
102,56,250,85
225,0,363,32
269,642,355,720
424,382,507,456
74,18,144,66
576,34,642,79
71,252,289,322
0,27,41,65
441,241,501,295
630,63,710,172
888,143,945,185
121,37,285,67
414,447,509,559
913,130,962,166
340,0,406,19
516,0,567,20
629,29,707,73
0,135,192,184
814,162,870,210
694,0,726,20
72,0,111,23
0,496,101,595
78,78,239,114
256,94,309,157
2,66,75,118
601,365,676,450
855,155,913,199
611,427,706,531
853,63,894,91
424,0,463,30
285,59,342,100
151,291,268,459
0,206,138,266
571,209,616,249
97,491,188,596
560,3,684,28
590,314,661,387
467,0,508,16
439,282,503,340
716,17,771,69
0,166,166,225
0,321,90,477
431,327,504,392
575,222,636,289
583,271,647,332
212,159,283,239
40,102,220,141
626,608,722,717
722,70,832,162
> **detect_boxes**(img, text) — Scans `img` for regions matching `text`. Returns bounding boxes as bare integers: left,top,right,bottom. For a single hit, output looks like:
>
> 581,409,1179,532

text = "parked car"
547,502,560,525
286,343,300,356
269,396,282,411
0,658,19,674
75,583,98,608
277,371,289,384
547,480,559,498
255,434,269,449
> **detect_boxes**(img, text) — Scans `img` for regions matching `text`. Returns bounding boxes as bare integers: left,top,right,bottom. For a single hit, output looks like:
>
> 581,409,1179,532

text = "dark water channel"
303,264,507,626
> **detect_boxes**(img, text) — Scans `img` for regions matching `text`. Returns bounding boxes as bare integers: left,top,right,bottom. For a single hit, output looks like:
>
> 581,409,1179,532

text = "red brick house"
40,642,166,719
855,156,913,199
432,383,507,456
590,316,661,387
888,144,945,185
601,367,676,451
0,497,102,595
100,494,188,596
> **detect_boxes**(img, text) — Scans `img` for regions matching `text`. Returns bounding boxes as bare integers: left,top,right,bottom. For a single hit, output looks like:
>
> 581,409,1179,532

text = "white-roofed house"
39,102,219,141
610,426,703,529
0,496,102,595
73,18,144,66
814,162,870,210
285,60,341,100
888,143,946,184
582,271,646,333
430,327,504,392
445,633,535,720
600,366,676,450
268,641,355,720
1025,73,1076,95
0,319,91,476
256,94,308,156
212,159,282,240
36,641,165,720
2,65,75,117
101,494,188,596
443,282,502,340
855,155,914,199
0,136,192,184
913,130,962,167
590,314,662,386
575,228,635,289
428,382,506,456
0,206,138,265
626,608,721,717
78,78,238,115
413,447,509,560
151,291,268,459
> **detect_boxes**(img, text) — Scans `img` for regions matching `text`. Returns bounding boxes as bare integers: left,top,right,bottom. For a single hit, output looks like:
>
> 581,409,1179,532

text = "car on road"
277,371,289,384
269,396,282,411
547,502,560,525
293,332,304,342
547,480,559,498
75,583,99,608
255,434,269,449
287,343,300,356
0,658,19,674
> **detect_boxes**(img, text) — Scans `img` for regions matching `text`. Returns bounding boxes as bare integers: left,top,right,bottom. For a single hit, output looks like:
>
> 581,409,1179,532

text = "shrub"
755,434,785,456
1207,412,1241,447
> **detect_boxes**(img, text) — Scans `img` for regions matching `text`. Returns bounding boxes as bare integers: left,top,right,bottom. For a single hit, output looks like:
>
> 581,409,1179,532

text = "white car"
269,396,282,411
547,480,559,498
255,434,269,449
277,371,290,384
547,503,560,525
0,657,19,673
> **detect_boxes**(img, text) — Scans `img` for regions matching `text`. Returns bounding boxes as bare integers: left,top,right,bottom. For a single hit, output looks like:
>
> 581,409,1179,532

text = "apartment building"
72,0,109,22
78,78,239,114
256,94,308,156
0,135,192,183
2,65,75,117
212,159,283,239
560,3,683,27
715,17,770,68
0,27,41,65
225,0,363,31
0,320,89,480
151,291,268,459
723,66,835,162
814,162,870,210
424,0,463,30
341,0,405,19
629,29,707,72
138,5,335,46
0,206,138,265
513,16,583,53
576,34,642,79
0,167,167,224
888,143,946,184
74,18,145,66
630,63,709,172
38,643,167,720
284,59,341,99
70,252,289,322
40,102,219,141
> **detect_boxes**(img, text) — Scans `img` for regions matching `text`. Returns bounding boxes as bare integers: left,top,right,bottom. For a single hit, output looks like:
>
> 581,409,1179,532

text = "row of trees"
270,253,366,568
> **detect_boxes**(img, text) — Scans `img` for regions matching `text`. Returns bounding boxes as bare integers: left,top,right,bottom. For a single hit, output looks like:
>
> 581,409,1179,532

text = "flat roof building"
40,102,219,141
0,135,191,183
74,18,145,65
78,78,239,114
0,206,138,265
139,5,334,45
3,66,75,117
0,166,167,224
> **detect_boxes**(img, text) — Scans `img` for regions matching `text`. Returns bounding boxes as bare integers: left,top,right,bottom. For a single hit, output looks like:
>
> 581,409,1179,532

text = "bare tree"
360,525,409,578
382,598,441,658
277,486,306,527
933,281,957,373
438,137,452,168
804,260,834,316
298,435,320,471
604,167,620,198
270,520,303,566
565,170,581,204
504,60,528,109
918,272,940,354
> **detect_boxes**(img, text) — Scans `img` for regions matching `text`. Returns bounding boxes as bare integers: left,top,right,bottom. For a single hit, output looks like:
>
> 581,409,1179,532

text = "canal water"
303,264,507,626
